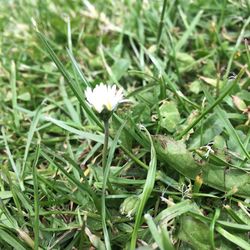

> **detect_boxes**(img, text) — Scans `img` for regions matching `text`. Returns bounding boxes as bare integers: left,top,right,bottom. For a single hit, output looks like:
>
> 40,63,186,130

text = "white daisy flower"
85,83,125,114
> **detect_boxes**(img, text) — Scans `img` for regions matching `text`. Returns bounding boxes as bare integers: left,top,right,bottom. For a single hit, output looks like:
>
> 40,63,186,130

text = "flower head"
85,83,124,114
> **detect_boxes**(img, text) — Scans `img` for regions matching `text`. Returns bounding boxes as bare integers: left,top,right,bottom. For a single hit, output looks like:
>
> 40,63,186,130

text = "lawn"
0,0,250,249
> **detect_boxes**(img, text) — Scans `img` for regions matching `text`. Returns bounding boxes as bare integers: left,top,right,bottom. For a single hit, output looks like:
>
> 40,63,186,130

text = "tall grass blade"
21,105,43,179
10,60,20,128
176,67,246,139
40,150,101,212
1,127,22,189
204,87,250,160
35,30,102,128
0,229,26,250
216,226,250,250
32,143,41,250
101,120,126,250
130,125,157,249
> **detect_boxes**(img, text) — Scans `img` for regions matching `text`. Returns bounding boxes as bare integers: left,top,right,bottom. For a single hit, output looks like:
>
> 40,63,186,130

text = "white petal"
84,84,125,113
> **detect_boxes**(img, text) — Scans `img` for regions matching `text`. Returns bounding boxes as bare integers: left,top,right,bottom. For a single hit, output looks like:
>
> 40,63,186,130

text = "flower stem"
101,119,111,250
102,119,109,169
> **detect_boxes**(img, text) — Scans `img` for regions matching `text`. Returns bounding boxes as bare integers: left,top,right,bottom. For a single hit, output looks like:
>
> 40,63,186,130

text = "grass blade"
130,125,157,250
101,120,126,250
60,77,81,125
209,208,220,250
66,48,91,88
0,229,26,250
216,226,250,250
155,200,194,223
145,213,175,250
156,0,167,50
1,127,22,189
35,30,102,128
204,87,250,160
224,16,250,78
21,105,43,179
10,60,20,129
40,150,101,213
32,143,41,250
175,10,203,51
176,66,246,139
43,115,104,143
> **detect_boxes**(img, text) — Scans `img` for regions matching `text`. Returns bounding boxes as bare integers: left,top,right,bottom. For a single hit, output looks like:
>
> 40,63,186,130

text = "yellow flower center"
106,101,112,111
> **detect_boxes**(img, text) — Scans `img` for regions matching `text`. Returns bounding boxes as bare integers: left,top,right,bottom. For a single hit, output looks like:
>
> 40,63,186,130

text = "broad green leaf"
189,80,201,94
155,136,250,197
176,52,196,72
159,101,180,132
188,114,224,149
111,58,130,81
18,92,31,101
178,215,210,250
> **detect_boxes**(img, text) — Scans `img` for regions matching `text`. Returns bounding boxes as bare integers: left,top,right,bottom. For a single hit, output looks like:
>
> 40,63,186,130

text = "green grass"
0,0,250,249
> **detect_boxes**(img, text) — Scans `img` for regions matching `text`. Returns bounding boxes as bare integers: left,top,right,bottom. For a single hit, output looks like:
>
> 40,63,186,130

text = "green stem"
102,120,109,169
102,119,111,250
156,0,167,53
33,143,41,250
